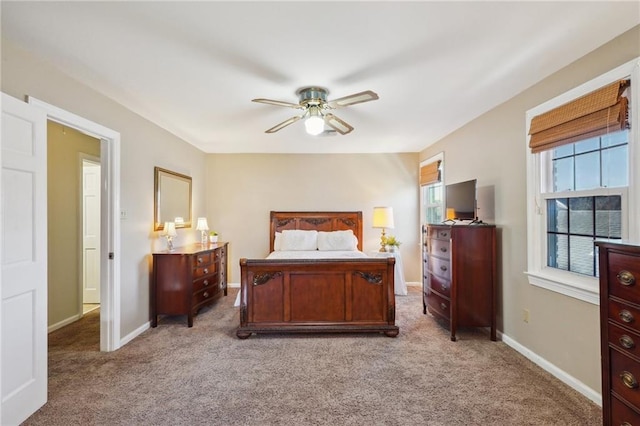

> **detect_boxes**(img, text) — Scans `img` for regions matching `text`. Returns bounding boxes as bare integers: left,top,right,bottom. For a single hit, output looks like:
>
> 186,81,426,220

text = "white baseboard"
48,313,82,333
500,332,602,406
120,321,150,347
228,282,240,288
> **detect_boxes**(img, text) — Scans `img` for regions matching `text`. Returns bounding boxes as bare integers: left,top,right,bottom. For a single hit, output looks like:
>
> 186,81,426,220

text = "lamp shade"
196,217,209,231
164,222,177,237
372,207,394,229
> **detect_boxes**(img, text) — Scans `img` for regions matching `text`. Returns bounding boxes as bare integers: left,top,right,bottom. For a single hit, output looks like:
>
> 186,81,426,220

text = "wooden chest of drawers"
151,243,228,327
422,224,496,341
596,241,640,425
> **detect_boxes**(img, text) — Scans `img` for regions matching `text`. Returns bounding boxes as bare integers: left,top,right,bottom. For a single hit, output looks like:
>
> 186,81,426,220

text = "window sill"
525,269,599,305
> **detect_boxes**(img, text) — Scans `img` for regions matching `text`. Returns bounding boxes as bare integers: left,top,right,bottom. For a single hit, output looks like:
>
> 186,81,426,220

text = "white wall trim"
47,314,82,333
28,97,122,352
500,332,602,406
120,322,150,347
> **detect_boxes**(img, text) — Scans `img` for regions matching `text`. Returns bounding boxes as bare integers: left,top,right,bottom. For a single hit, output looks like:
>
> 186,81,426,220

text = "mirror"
154,167,192,231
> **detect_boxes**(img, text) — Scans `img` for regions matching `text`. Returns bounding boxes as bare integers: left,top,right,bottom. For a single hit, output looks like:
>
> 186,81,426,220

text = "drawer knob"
620,371,639,389
440,302,447,311
440,265,448,272
618,270,636,287
203,268,209,274
620,335,636,349
441,284,446,292
203,280,209,286
197,257,203,264
440,247,448,253
203,292,209,298
620,310,635,324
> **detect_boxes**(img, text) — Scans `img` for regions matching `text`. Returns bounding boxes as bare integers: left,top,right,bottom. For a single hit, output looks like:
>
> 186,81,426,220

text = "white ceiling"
2,1,639,154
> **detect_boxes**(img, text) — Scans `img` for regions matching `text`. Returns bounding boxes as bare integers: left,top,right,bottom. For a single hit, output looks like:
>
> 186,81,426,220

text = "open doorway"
47,122,101,333
31,97,121,352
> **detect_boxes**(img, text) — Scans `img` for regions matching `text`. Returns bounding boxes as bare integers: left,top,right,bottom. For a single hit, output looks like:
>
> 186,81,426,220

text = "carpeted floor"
24,286,601,425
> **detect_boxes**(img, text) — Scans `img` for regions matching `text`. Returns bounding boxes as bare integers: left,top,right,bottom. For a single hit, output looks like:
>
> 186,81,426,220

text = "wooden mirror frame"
154,167,192,231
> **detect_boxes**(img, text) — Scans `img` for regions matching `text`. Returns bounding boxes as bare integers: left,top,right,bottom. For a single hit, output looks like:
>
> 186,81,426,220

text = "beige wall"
420,25,640,394
47,121,100,326
205,153,421,284
2,40,208,338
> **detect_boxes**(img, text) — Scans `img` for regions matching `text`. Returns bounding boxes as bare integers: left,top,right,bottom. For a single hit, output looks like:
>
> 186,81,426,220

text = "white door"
82,159,100,304
1,93,48,424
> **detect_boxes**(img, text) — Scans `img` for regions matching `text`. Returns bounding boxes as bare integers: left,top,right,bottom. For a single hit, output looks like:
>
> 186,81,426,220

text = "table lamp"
372,207,394,252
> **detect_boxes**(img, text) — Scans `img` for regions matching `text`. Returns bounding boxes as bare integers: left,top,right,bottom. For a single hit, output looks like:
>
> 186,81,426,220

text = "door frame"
79,154,101,309
29,97,121,352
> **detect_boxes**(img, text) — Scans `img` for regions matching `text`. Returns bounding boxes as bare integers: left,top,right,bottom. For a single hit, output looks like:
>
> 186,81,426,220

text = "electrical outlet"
523,309,530,323
120,210,127,220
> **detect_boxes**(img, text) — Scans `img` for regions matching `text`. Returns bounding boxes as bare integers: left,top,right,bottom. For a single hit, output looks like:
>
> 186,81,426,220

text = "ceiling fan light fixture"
304,107,324,135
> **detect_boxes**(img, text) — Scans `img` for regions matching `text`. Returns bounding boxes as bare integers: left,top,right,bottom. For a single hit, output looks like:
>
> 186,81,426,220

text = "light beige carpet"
24,286,600,425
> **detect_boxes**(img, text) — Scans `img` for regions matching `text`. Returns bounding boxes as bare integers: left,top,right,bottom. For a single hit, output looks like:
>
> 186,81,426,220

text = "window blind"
528,79,630,153
420,160,441,186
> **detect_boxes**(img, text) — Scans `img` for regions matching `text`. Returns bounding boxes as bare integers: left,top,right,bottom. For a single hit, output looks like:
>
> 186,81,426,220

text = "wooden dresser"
151,242,228,327
422,224,496,341
596,241,640,425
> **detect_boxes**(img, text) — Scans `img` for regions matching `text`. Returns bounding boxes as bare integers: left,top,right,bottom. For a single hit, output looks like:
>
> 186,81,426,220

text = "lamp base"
379,229,387,252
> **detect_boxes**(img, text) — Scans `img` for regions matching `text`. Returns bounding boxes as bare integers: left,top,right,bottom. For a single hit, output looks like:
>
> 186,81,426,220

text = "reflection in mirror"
154,167,192,231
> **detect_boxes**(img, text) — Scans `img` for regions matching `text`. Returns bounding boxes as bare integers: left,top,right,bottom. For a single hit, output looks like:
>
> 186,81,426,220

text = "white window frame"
525,57,640,305
420,152,444,226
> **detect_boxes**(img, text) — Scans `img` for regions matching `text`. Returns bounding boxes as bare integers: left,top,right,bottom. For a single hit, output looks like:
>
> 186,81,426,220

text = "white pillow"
280,230,318,251
317,230,358,251
273,232,282,251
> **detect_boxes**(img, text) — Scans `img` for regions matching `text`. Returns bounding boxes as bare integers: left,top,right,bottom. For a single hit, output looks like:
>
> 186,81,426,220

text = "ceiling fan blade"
326,90,379,108
252,98,302,109
265,115,303,133
324,113,354,135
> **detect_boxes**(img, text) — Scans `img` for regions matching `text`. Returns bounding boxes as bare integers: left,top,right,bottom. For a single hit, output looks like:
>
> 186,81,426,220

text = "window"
420,154,444,225
525,58,639,304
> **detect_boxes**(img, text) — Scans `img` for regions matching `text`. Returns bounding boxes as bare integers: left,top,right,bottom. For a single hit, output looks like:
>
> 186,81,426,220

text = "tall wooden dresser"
151,242,228,327
423,224,496,341
596,241,640,425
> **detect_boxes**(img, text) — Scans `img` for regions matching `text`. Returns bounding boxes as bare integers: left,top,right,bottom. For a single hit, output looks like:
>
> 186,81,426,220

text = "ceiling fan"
252,87,379,136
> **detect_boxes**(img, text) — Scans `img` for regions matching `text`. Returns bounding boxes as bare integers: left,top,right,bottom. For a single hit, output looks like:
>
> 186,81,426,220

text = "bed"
236,211,399,339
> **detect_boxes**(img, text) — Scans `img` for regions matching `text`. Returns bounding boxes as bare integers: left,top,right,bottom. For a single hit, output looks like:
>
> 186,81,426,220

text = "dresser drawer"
429,272,451,298
193,287,217,307
427,290,450,320
194,262,217,279
611,394,640,425
428,227,451,241
195,252,213,266
193,275,219,293
429,256,451,280
429,238,451,260
609,322,640,359
609,252,640,304
610,299,640,333
611,348,640,410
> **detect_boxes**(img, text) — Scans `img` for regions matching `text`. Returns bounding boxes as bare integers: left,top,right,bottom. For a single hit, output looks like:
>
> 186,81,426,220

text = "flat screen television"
445,179,477,221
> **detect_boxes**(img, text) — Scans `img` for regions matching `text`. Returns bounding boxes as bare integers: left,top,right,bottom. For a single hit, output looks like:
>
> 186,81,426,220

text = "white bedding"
266,250,369,260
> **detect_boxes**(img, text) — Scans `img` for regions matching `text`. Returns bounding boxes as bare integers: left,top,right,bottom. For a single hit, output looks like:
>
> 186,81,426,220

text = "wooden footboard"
237,257,399,338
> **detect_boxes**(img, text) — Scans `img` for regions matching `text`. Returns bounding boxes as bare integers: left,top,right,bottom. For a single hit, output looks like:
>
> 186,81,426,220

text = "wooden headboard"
269,211,363,252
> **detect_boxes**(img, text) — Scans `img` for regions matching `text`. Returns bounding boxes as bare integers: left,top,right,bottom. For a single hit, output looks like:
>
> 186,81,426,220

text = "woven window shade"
420,160,441,186
529,79,630,153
